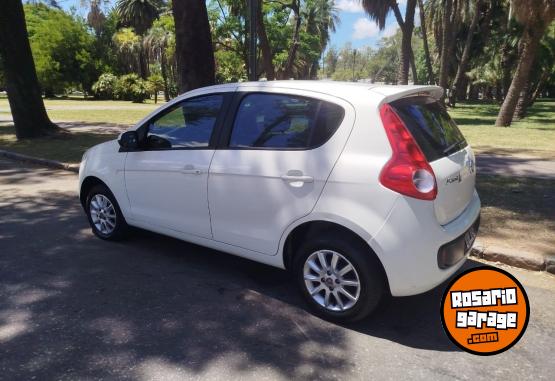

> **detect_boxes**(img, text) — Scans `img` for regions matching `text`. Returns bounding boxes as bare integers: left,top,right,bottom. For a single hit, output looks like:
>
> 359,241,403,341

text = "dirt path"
476,152,555,179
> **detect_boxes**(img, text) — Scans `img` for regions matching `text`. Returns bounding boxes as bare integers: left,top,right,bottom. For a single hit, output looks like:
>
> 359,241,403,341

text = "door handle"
281,175,314,183
181,164,203,175
281,170,314,187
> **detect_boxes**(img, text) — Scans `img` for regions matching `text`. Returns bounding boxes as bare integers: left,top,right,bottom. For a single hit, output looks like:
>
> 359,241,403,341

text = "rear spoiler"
370,86,444,104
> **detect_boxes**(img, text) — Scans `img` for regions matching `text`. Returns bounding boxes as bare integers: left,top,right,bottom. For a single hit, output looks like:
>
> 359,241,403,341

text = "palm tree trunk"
256,0,275,80
495,24,543,126
418,0,434,84
528,70,548,105
391,0,416,85
512,80,530,120
160,50,170,101
409,47,418,84
138,44,148,79
449,0,482,107
439,0,454,102
172,0,215,93
0,0,57,139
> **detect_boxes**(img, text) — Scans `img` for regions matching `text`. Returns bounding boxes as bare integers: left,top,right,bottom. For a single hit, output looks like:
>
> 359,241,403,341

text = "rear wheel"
294,237,385,322
86,184,128,240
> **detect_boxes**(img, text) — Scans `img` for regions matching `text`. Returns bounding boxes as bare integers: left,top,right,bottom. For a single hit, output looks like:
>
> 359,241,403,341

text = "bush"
114,74,149,103
91,73,118,99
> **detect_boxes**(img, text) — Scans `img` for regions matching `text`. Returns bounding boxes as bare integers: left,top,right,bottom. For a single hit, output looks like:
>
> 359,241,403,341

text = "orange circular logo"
441,267,529,355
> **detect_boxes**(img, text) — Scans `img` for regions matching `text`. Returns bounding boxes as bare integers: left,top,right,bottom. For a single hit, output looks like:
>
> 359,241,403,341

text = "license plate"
464,226,477,252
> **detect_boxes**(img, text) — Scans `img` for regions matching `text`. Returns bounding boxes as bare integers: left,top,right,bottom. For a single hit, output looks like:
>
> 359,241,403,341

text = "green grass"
449,99,555,155
0,124,117,163
0,97,162,125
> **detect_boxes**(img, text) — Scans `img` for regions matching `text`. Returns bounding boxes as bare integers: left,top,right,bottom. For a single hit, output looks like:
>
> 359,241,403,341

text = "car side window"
229,93,344,149
146,94,223,149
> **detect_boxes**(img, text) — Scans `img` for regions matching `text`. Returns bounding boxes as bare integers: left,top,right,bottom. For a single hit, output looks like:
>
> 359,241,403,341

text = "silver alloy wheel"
89,194,117,236
303,250,361,312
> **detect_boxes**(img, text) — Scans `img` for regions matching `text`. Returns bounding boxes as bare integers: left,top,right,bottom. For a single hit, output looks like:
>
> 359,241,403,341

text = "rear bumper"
369,189,481,297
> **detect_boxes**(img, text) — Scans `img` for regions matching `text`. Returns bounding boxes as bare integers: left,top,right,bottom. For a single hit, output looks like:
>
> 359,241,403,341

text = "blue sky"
57,0,410,50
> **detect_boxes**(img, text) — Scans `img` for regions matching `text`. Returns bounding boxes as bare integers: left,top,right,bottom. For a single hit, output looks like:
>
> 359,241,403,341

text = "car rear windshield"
390,96,467,162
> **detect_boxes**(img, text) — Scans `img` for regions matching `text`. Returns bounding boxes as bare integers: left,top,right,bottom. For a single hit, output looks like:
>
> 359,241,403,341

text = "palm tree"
112,27,142,73
171,0,215,92
495,0,555,126
144,24,174,101
448,0,484,106
418,0,435,85
361,0,418,85
80,0,108,35
513,24,555,118
0,0,57,138
115,0,163,78
299,0,341,79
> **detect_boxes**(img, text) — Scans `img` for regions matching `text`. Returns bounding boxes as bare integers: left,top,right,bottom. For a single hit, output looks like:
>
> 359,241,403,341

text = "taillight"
378,103,437,200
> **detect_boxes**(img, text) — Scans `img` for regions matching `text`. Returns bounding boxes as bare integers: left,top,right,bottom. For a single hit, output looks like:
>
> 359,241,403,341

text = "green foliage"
92,73,118,99
147,73,164,92
115,0,163,35
114,73,149,103
215,50,247,83
24,4,98,95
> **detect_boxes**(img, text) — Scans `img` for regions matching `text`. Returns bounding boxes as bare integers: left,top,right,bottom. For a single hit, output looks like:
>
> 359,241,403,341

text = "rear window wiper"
443,140,466,154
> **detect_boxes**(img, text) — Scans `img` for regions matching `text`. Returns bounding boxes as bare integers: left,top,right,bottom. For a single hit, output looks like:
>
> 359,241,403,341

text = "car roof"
182,80,443,103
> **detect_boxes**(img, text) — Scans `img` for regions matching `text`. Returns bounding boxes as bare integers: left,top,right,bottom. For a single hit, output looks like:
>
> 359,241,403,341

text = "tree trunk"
418,0,434,85
439,0,454,102
160,50,170,101
528,70,548,105
280,0,301,79
495,24,543,126
0,0,57,139
256,0,275,80
512,79,530,120
391,0,416,85
456,74,468,100
172,0,215,93
409,46,418,84
449,0,482,107
138,44,149,80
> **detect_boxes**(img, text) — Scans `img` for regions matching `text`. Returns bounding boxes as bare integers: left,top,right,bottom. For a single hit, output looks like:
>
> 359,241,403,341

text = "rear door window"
229,93,344,149
391,97,467,162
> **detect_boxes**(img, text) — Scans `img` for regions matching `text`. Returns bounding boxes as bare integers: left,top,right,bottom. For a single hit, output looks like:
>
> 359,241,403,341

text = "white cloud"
381,24,399,38
352,18,380,39
336,0,364,13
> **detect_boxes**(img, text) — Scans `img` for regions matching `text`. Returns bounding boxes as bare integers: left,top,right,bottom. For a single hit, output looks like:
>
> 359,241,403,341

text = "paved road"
1,157,554,380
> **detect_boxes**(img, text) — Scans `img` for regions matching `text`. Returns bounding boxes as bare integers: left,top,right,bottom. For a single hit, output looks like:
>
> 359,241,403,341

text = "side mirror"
118,131,139,151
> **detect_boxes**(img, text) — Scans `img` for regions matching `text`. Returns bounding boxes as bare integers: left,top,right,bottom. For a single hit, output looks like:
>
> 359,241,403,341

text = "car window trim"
134,92,233,152
216,91,345,151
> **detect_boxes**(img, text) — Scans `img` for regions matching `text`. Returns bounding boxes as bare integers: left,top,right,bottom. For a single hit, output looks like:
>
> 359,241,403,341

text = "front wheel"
85,184,128,240
294,237,385,322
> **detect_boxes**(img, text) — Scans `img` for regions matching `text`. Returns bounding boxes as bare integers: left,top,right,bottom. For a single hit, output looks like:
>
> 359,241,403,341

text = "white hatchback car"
79,81,480,321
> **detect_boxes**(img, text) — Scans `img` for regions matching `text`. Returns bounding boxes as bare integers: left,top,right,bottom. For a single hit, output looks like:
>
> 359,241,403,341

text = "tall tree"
144,23,174,101
361,0,418,85
449,0,484,106
0,0,57,139
172,0,216,92
256,0,276,80
115,0,162,79
438,0,455,101
495,0,555,126
279,0,302,79
418,0,435,84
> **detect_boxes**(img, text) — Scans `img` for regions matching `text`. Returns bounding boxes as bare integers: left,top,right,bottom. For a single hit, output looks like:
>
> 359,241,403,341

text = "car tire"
86,184,128,241
294,235,385,323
